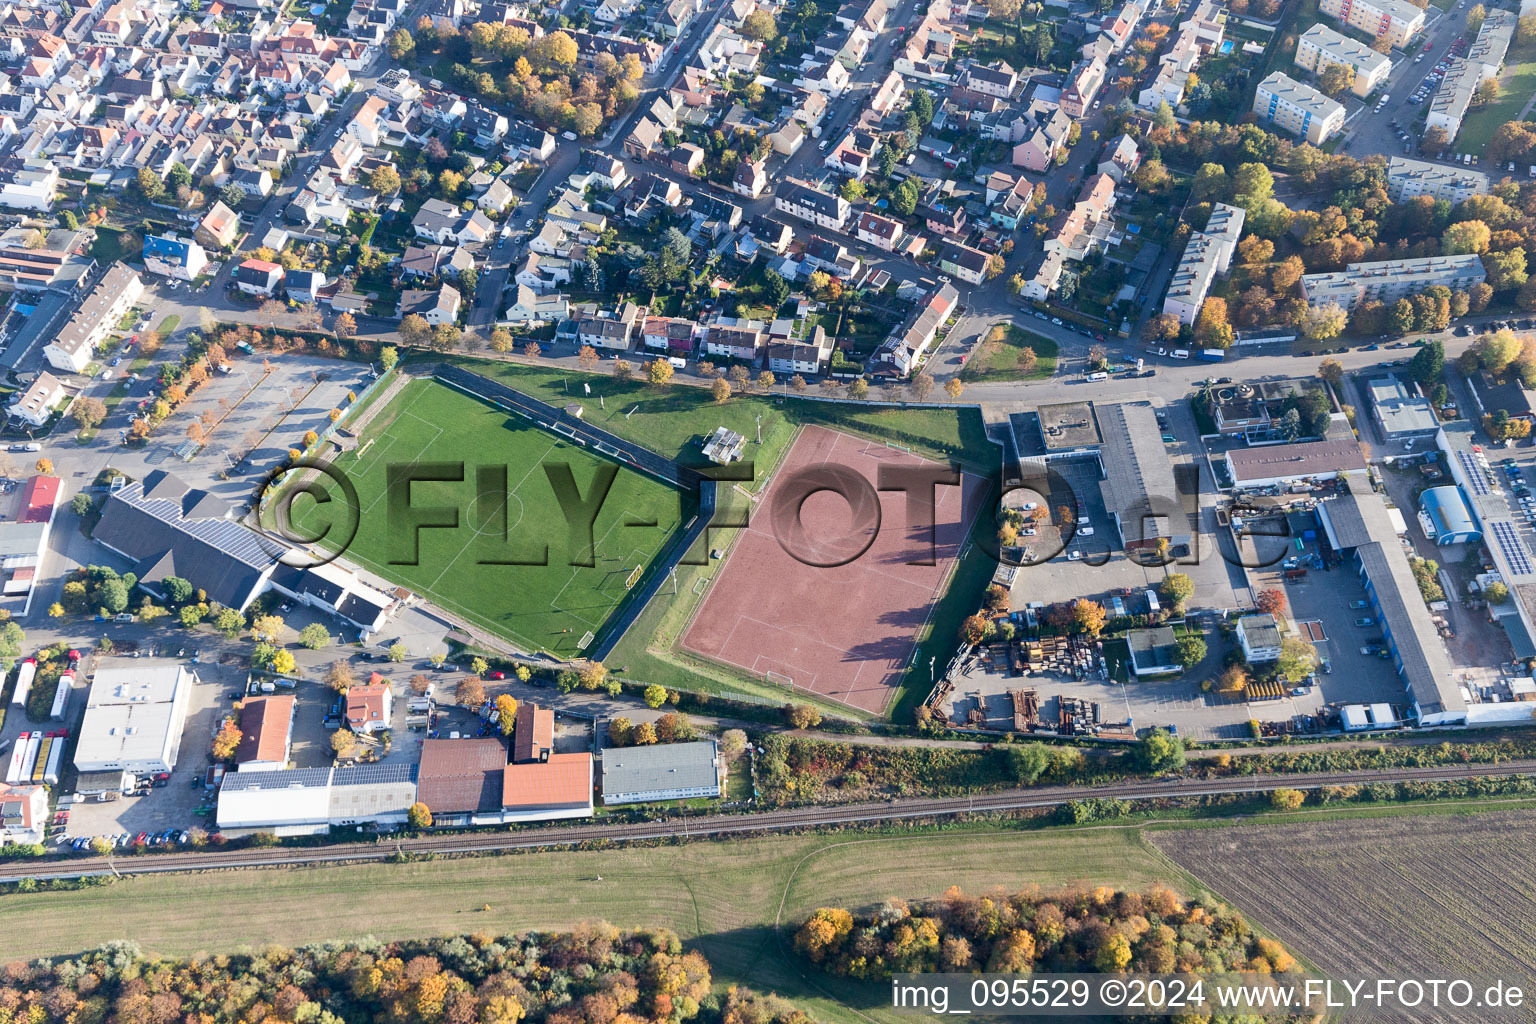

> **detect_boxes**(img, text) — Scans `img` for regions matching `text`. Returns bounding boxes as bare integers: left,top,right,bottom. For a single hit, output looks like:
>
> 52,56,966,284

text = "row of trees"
795,884,1296,978
0,927,722,1024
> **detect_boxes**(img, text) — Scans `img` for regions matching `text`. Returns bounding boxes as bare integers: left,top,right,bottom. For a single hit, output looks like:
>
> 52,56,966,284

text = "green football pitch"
291,379,690,656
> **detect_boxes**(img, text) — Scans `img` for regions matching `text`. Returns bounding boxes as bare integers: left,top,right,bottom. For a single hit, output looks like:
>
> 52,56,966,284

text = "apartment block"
1425,10,1513,141
1386,156,1489,204
1301,254,1486,309
1162,203,1246,325
1253,72,1346,144
1294,23,1391,97
1319,0,1424,49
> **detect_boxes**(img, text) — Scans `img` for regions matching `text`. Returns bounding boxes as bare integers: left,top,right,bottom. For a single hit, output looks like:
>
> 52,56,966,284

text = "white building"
1237,614,1283,662
1294,23,1391,97
73,660,193,775
774,180,850,230
1253,72,1345,144
1162,203,1245,325
1319,0,1423,48
44,263,143,373
600,740,722,804
1301,254,1486,309
8,372,67,428
1386,156,1489,204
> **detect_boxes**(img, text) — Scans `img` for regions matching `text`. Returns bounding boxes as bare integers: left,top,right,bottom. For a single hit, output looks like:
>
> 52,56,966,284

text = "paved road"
15,759,1536,881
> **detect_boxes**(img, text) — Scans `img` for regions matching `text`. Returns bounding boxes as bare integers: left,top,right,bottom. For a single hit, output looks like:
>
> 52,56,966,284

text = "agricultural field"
292,378,689,656
0,826,1184,1024
1150,809,1536,997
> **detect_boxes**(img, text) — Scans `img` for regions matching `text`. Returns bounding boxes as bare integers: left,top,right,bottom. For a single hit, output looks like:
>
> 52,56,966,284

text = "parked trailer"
50,673,72,720
29,737,51,783
4,733,27,784
19,733,41,783
11,659,34,707
42,740,62,786
1200,348,1225,361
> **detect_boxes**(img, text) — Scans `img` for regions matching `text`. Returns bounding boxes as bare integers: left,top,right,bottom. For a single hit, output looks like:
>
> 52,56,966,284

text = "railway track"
10,760,1532,883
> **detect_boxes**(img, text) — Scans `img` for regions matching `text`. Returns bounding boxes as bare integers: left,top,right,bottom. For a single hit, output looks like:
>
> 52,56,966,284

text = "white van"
1085,371,1109,382
667,356,687,369
1146,590,1160,613
1171,349,1191,359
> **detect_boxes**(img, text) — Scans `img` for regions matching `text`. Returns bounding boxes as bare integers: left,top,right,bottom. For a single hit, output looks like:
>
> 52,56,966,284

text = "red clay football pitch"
681,425,986,713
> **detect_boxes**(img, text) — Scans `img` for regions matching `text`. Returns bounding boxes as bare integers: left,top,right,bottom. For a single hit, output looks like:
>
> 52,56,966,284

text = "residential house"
196,201,240,249
398,284,462,324
577,301,643,350
503,284,569,323
877,281,957,375
142,235,207,281
938,239,990,285
775,180,849,230
856,210,904,251
733,159,767,198
345,679,392,734
44,263,142,373
9,372,66,427
703,318,765,360
234,258,283,296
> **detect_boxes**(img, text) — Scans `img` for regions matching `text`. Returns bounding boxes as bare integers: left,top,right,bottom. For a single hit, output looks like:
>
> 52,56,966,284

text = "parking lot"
138,349,373,509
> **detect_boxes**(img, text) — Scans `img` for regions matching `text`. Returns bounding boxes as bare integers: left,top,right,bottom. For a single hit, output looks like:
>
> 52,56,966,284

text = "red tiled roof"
345,682,389,728
502,752,591,809
512,703,553,763
19,475,57,524
235,695,295,764
417,738,506,813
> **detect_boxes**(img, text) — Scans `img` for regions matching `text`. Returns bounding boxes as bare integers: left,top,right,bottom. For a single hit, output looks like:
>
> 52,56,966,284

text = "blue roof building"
1419,485,1481,545
142,234,207,281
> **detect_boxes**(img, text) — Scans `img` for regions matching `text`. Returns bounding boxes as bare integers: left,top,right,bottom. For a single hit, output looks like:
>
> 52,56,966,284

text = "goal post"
624,564,644,589
578,630,595,650
765,669,794,691
884,440,913,454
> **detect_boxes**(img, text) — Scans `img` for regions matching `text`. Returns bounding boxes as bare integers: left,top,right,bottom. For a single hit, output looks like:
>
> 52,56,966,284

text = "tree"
1135,728,1185,774
368,165,401,195
457,675,486,708
1175,635,1207,669
785,703,822,728
960,613,990,645
388,641,409,662
1485,581,1511,604
720,728,748,760
325,659,358,693
1276,637,1318,683
211,720,242,761
388,27,415,61
180,604,204,628
891,177,920,216
1005,743,1050,784
334,312,357,339
1254,588,1287,617
331,729,359,760
1270,788,1305,811
848,378,869,399
608,716,633,746
1317,62,1354,98
271,650,297,674
72,397,107,429
1217,665,1249,696
380,345,399,372
910,372,934,402
643,683,667,708
1160,573,1194,612
298,623,330,649
408,802,433,828
647,358,674,387
613,359,633,381
1467,1,1486,31
632,721,658,745
213,606,243,637
399,314,432,345
1193,297,1233,348
943,377,965,401
1071,599,1107,637
1318,358,1345,386
136,166,165,200
711,377,732,403
1302,302,1347,341
494,694,518,735
34,458,53,476
1442,219,1492,255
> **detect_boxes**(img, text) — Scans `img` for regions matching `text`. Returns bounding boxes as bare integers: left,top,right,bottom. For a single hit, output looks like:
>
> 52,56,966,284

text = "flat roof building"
42,262,142,373
1294,23,1391,97
600,740,722,804
1317,491,1464,725
1426,10,1513,140
1253,72,1345,145
1367,374,1440,438
1386,156,1488,205
1162,203,1245,326
1319,0,1424,48
216,763,418,835
1300,254,1486,309
1225,439,1368,489
1097,401,1188,552
74,660,193,775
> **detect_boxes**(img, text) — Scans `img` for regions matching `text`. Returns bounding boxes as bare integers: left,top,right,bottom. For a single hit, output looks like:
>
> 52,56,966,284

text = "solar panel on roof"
1491,520,1534,576
1458,450,1492,496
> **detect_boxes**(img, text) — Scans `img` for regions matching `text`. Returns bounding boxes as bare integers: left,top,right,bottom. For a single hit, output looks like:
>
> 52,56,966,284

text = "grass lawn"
291,379,690,657
90,227,131,264
959,324,1059,382
0,826,1185,1024
1457,46,1536,151
155,314,181,338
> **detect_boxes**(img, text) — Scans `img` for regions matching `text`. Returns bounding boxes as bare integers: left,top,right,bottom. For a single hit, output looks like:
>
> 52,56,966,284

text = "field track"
11,761,1536,883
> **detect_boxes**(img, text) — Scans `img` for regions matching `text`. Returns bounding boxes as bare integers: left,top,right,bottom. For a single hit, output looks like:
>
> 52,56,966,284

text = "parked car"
1350,600,1369,609
1355,617,1376,626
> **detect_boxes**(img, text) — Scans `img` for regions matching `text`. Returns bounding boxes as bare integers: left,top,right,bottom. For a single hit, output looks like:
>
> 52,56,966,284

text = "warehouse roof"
600,740,719,799
1225,440,1367,483
503,752,592,810
417,738,506,813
